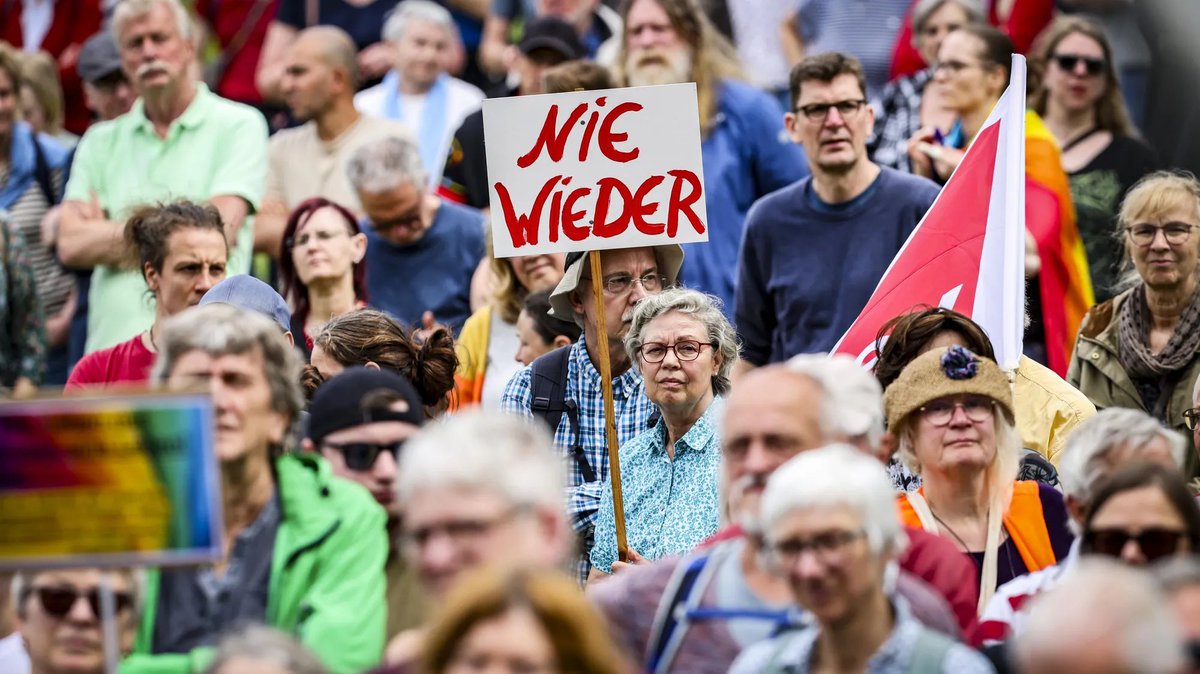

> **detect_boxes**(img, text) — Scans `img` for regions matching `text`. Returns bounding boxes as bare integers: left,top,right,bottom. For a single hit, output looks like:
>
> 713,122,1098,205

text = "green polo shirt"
65,84,267,353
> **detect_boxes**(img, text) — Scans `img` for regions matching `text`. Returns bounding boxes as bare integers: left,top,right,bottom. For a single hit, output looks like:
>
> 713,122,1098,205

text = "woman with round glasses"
279,197,369,359
586,288,738,581
1069,171,1200,476
1033,17,1159,301
885,345,1073,612
1081,462,1200,566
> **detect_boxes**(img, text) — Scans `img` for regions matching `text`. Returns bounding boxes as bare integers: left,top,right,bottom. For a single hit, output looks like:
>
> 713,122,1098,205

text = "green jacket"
121,453,389,674
1067,289,1200,477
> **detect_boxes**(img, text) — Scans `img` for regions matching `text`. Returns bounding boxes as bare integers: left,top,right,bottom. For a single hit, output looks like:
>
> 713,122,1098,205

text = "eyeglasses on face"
1052,53,1106,77
323,440,406,471
918,395,995,426
29,586,134,619
1185,408,1200,431
370,210,423,232
638,340,712,363
1125,222,1197,247
795,99,867,123
596,271,667,296
769,528,867,567
401,506,527,552
1084,527,1187,562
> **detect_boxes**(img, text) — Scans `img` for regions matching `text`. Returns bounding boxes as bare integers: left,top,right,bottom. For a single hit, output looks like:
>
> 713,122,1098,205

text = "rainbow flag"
1024,111,1094,377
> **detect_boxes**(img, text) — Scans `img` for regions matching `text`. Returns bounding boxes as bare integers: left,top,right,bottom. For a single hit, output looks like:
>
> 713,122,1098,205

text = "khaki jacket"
1067,289,1200,477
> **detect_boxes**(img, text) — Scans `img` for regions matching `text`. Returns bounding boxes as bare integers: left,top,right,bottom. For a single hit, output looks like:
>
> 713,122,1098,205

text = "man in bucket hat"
501,244,683,582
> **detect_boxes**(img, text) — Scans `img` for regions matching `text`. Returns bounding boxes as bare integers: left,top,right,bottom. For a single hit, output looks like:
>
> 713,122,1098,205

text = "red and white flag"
832,55,1027,371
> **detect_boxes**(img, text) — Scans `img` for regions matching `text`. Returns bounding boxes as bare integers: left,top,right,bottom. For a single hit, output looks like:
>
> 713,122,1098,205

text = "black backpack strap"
30,137,58,206
529,346,596,482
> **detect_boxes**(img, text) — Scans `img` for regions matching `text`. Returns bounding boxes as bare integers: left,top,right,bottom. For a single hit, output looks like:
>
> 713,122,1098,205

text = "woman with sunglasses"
586,289,738,582
1034,16,1159,301
886,346,1074,614
279,197,369,360
1069,172,1200,477
1082,462,1200,566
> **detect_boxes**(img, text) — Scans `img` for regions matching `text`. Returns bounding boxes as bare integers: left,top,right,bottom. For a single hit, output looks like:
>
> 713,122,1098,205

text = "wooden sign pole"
588,249,628,561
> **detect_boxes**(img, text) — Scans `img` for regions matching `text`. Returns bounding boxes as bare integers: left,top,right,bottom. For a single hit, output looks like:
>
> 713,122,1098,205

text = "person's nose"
419,531,459,576
632,28,660,52
65,593,97,624
628,279,650,304
947,404,972,427
373,450,398,484
1072,60,1090,77
741,443,776,476
823,106,847,129
196,269,219,293
1149,227,1172,250
1120,537,1147,565
790,549,826,582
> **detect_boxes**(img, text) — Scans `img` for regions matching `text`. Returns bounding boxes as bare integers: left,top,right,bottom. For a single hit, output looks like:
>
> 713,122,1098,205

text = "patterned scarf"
1118,284,1200,411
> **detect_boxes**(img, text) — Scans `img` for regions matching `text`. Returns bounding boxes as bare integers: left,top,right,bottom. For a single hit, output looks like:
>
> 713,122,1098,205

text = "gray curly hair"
624,288,739,396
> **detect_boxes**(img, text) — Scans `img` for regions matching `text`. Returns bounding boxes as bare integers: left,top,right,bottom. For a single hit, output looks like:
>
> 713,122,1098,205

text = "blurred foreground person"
204,626,328,674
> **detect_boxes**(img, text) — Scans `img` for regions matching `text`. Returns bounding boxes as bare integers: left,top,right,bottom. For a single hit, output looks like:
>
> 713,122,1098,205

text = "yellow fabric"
1012,355,1097,467
453,304,493,409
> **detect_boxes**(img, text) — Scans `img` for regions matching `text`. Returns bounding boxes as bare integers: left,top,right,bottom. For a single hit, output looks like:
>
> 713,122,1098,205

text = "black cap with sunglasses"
307,367,426,470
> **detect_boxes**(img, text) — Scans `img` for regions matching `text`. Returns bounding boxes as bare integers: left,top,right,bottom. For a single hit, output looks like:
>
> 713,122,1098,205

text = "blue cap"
200,275,291,333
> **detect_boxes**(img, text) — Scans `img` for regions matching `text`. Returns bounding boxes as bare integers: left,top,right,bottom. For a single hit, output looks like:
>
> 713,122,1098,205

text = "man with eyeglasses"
347,135,485,334
303,366,429,640
11,568,142,674
734,52,940,378
501,244,682,583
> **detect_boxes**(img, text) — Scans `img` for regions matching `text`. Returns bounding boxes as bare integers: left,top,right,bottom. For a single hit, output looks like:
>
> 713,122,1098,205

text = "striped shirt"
500,337,658,582
0,163,69,317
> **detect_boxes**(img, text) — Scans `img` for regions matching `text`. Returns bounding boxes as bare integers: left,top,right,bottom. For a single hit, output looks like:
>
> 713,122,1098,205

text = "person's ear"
878,432,897,465
363,361,381,371
1066,494,1087,526
552,335,572,349
784,111,803,145
144,262,159,292
569,289,585,315
350,232,367,264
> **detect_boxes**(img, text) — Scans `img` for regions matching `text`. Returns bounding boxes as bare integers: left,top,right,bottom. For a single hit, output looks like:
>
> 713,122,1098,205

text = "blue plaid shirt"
501,337,658,580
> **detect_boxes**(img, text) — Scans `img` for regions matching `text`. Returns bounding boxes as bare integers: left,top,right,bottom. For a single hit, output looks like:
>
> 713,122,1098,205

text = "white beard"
625,47,693,88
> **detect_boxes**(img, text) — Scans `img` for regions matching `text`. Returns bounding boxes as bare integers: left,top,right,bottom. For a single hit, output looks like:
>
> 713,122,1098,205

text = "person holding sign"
587,288,734,580
11,568,143,674
613,0,807,312
124,304,387,674
501,245,682,583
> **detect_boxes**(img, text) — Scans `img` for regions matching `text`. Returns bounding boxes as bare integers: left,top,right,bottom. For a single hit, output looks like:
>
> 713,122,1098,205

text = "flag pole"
588,250,628,561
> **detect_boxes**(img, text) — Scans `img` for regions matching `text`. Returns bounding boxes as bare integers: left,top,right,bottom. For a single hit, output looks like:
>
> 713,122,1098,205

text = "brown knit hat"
883,345,1013,430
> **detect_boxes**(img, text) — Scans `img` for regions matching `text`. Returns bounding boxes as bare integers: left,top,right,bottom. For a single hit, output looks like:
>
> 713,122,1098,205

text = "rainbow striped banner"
0,393,222,569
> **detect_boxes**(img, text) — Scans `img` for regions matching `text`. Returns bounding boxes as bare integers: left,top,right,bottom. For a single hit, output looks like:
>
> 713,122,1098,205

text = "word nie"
494,96,705,248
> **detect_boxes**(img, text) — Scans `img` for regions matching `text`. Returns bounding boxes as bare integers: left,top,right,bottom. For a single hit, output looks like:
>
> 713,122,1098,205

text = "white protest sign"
484,83,709,259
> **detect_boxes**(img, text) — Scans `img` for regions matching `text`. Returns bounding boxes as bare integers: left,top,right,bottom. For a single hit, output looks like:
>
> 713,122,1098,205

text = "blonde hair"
1114,171,1200,290
1032,16,1136,138
487,236,525,324
18,51,65,135
421,566,625,674
613,0,744,137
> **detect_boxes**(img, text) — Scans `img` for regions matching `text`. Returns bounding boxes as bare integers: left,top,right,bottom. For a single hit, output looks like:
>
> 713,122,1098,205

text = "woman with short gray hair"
588,289,737,580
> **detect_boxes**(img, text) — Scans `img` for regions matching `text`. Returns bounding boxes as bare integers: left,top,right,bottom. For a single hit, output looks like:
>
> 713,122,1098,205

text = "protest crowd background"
7,0,1200,672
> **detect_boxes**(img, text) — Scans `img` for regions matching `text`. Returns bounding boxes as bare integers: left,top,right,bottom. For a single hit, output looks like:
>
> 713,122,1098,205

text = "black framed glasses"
1083,527,1186,562
599,272,667,296
1184,408,1200,431
918,396,995,426
323,440,406,471
1126,222,1197,247
29,586,134,619
768,528,866,567
638,340,712,363
370,210,423,232
795,99,867,122
1052,53,1106,77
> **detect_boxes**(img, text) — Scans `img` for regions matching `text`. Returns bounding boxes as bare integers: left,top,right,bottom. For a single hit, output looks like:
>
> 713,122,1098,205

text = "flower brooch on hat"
941,345,978,380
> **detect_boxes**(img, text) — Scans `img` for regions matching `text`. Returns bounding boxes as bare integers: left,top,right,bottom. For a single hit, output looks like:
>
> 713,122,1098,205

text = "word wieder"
494,96,706,248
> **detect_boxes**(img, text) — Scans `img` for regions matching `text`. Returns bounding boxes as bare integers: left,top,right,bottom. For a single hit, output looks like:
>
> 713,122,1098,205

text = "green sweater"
121,453,389,673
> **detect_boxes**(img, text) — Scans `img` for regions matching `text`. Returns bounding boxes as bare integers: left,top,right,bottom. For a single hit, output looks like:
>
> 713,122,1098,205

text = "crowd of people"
3,0,1200,673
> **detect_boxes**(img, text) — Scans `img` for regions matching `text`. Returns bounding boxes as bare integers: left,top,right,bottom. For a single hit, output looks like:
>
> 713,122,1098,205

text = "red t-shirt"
65,334,157,390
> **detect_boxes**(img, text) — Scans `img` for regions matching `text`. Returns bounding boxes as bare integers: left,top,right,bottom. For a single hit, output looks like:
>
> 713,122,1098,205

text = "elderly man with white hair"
730,445,993,673
1014,558,1188,674
591,359,968,674
354,0,484,186
976,407,1187,646
349,136,484,333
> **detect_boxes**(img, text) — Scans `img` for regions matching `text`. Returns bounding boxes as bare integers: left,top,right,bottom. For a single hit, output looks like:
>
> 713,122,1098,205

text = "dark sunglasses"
1053,53,1105,76
1084,527,1186,561
31,586,134,619
324,440,406,471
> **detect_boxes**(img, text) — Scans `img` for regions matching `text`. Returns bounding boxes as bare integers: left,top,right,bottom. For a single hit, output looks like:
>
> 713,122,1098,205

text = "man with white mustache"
58,0,268,357
502,244,682,583
612,0,808,315
589,360,976,674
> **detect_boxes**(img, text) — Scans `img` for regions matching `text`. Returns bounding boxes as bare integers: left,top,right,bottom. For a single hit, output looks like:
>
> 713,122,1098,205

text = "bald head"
722,366,829,534
294,26,360,90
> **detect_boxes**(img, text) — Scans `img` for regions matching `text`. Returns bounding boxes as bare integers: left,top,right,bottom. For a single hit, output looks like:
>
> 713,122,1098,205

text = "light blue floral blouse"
589,399,723,574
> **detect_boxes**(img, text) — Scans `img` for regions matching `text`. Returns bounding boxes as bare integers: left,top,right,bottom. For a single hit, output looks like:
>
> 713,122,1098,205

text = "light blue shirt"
589,399,723,574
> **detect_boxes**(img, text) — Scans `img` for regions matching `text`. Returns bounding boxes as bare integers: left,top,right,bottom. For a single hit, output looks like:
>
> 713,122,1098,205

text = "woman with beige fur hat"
884,345,1074,613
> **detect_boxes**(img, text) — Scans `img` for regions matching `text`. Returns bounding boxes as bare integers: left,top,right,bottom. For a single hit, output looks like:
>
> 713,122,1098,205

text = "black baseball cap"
518,16,586,62
307,367,425,445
